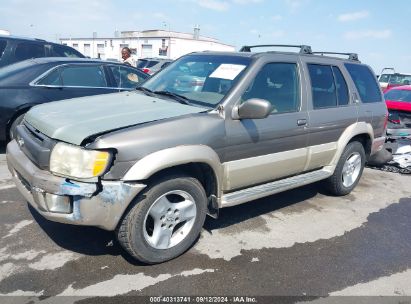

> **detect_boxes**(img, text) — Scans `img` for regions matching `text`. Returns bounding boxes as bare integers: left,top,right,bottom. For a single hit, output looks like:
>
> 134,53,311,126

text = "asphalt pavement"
0,142,410,304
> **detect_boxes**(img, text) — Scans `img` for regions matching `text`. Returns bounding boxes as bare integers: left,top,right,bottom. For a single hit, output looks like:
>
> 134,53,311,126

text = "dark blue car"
0,57,149,141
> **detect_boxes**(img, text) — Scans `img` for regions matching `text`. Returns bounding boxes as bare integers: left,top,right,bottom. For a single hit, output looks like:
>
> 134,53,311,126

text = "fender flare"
330,122,374,167
122,145,224,194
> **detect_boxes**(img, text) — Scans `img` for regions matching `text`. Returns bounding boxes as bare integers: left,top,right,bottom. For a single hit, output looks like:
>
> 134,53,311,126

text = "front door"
223,59,309,191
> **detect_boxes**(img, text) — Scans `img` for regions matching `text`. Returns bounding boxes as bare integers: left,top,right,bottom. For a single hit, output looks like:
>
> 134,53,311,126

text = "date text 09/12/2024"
149,296,257,303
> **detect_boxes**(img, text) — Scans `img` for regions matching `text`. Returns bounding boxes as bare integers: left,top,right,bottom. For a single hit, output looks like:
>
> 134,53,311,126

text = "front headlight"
50,143,111,179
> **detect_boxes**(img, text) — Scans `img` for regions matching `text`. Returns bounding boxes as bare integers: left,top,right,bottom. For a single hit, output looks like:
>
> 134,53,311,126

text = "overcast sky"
1,0,410,73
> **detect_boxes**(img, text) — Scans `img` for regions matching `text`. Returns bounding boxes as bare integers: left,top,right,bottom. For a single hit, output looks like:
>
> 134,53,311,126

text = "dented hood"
25,91,204,145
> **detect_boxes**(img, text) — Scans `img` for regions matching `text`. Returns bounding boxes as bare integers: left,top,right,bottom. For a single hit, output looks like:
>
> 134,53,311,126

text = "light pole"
162,22,171,58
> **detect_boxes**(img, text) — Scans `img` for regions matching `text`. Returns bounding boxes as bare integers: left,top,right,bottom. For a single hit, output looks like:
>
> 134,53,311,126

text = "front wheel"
324,141,366,196
116,175,207,264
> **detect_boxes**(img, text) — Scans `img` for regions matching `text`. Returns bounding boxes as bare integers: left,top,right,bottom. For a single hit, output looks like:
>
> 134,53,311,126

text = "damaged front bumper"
6,140,146,231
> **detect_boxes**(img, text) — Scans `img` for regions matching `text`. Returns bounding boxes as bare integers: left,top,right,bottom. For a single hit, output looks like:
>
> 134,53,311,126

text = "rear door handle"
297,119,307,126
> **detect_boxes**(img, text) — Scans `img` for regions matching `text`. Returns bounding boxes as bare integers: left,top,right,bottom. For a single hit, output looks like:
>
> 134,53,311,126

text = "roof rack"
380,67,395,74
239,44,312,54
312,52,359,61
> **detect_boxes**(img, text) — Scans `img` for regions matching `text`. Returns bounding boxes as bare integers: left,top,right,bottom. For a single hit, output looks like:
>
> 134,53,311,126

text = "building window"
72,43,79,50
97,44,105,54
141,44,152,58
159,46,168,56
83,44,91,57
162,39,166,48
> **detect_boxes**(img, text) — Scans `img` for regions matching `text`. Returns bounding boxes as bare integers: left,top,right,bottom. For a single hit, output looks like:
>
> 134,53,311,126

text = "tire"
116,175,207,264
324,141,366,196
9,113,26,141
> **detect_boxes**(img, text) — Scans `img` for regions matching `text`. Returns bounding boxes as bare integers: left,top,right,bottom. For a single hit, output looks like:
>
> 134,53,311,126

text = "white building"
60,28,235,61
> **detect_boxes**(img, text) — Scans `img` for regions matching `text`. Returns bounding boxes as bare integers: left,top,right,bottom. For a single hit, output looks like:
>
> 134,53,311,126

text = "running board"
221,169,332,208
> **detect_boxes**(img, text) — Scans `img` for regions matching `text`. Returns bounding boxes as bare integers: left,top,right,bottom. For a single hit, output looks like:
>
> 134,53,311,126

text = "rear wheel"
116,175,207,264
324,141,365,196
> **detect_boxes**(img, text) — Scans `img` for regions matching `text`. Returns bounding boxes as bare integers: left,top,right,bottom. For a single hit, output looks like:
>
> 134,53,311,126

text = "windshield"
140,54,251,108
379,74,390,83
385,89,411,103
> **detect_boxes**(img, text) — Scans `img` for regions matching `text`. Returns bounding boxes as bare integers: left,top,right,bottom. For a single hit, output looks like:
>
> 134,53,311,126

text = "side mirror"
237,98,272,119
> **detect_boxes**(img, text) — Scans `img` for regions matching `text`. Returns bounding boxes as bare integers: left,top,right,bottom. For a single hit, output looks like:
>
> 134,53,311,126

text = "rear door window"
308,64,350,108
308,64,337,108
345,63,382,103
52,44,83,58
0,40,6,58
60,65,107,87
15,42,45,61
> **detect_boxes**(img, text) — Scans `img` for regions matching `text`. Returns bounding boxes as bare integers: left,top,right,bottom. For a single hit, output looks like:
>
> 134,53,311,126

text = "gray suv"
7,45,387,264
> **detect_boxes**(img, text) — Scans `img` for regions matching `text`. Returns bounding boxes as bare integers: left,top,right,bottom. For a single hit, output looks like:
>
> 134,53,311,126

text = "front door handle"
297,119,307,126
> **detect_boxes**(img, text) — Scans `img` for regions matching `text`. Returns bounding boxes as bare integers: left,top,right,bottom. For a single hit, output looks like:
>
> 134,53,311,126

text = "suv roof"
193,44,361,63
0,35,51,43
0,36,85,68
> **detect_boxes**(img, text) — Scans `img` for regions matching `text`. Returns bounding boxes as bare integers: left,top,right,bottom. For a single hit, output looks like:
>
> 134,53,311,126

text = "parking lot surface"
0,143,410,303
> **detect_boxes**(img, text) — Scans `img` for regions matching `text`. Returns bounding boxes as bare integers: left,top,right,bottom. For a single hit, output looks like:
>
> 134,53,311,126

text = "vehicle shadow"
203,182,323,232
28,205,122,257
28,181,325,263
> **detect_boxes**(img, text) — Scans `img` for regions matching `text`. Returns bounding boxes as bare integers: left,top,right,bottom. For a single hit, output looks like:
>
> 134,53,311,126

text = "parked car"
0,57,148,141
0,36,84,68
384,85,411,138
7,45,387,264
137,58,173,75
378,68,411,92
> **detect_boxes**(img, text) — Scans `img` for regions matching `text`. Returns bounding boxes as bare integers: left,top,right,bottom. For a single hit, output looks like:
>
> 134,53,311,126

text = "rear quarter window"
345,63,382,103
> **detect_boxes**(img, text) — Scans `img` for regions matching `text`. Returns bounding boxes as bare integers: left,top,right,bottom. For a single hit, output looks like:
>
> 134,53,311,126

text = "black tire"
324,141,366,196
116,175,207,264
9,113,26,141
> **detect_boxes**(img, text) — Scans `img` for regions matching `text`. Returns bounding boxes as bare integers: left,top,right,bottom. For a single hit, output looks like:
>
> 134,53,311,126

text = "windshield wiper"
135,86,155,96
153,90,191,105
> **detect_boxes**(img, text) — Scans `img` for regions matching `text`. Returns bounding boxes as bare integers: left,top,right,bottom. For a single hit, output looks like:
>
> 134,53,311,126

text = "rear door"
300,57,358,171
